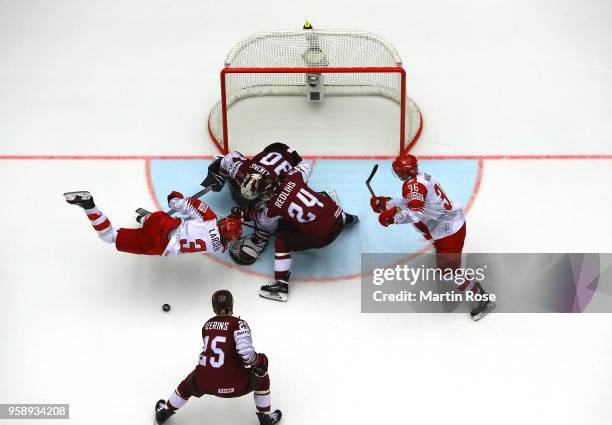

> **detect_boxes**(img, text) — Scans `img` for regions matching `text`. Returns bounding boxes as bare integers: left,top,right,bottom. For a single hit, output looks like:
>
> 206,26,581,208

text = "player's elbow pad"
235,333,256,364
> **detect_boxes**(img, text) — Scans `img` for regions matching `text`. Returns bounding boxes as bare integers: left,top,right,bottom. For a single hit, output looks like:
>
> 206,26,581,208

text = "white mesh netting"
208,29,422,153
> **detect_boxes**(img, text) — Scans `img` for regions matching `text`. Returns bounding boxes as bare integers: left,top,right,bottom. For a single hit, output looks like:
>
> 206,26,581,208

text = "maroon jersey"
193,315,254,398
264,166,343,237
221,143,302,187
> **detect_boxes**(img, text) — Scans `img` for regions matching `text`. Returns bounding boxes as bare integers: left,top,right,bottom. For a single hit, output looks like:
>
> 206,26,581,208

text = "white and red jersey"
389,171,465,240
163,197,223,256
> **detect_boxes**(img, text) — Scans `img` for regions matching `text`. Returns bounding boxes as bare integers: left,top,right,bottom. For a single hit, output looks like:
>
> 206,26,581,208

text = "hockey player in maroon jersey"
201,143,303,265
240,159,359,301
154,290,282,425
63,191,242,256
370,154,495,321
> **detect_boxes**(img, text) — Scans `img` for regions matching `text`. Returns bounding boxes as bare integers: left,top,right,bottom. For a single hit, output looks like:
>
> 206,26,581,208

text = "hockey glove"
370,196,391,213
201,157,226,192
230,206,253,222
379,207,401,227
252,353,269,377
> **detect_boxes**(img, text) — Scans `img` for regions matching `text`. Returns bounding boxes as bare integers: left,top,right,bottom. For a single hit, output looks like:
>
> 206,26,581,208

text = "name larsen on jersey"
209,228,221,252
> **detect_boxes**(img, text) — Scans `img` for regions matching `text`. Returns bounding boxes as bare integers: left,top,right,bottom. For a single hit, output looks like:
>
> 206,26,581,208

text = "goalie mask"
218,216,243,241
212,289,233,315
392,154,418,180
240,173,278,201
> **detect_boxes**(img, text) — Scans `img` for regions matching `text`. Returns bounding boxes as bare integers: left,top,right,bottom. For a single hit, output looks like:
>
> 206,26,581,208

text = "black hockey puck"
162,303,171,312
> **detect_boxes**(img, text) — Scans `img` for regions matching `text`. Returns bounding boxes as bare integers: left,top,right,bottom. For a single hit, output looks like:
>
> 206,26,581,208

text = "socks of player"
457,280,481,295
274,252,291,283
167,389,188,411
254,390,271,413
84,206,117,244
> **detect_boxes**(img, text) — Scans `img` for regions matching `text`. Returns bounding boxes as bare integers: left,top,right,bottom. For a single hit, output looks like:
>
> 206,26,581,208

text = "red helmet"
218,216,243,241
392,154,418,180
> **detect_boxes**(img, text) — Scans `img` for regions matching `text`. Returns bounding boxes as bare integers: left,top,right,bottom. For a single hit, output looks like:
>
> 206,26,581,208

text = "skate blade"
471,301,496,321
259,291,288,302
63,191,91,201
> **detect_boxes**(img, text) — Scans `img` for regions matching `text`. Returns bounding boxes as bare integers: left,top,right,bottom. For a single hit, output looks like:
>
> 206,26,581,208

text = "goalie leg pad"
229,233,269,265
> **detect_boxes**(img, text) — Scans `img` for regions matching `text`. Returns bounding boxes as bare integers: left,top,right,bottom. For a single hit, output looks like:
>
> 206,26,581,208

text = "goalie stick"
365,164,378,197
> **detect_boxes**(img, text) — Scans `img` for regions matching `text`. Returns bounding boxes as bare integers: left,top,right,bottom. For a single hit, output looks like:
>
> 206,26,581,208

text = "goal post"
207,26,423,155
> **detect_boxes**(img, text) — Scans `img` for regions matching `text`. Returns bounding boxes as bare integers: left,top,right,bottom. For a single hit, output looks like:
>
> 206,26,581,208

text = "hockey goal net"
208,27,423,155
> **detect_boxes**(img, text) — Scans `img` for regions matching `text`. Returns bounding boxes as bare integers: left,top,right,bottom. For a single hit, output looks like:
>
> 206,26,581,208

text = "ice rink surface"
1,1,611,424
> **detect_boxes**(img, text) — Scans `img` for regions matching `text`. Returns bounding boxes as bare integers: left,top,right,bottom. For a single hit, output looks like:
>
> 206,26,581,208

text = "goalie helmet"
392,154,418,180
212,289,233,315
240,173,278,201
218,216,242,241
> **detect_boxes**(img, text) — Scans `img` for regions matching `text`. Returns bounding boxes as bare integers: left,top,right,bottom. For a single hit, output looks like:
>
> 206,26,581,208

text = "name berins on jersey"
205,321,229,330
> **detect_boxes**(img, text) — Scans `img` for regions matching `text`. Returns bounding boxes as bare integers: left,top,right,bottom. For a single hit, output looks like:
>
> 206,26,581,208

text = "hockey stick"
135,186,213,218
365,164,378,197
135,199,276,237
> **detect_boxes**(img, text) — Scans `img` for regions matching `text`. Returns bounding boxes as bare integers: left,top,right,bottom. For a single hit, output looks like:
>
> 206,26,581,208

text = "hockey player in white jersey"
370,154,495,321
63,190,242,256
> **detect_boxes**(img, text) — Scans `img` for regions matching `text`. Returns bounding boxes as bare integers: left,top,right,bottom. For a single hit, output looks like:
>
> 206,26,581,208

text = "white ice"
0,1,611,425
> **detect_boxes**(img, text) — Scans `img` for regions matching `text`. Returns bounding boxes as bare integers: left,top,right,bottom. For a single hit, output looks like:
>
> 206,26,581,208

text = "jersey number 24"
288,188,324,223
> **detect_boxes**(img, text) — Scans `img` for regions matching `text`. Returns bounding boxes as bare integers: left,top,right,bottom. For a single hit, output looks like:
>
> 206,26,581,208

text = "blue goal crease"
149,159,479,279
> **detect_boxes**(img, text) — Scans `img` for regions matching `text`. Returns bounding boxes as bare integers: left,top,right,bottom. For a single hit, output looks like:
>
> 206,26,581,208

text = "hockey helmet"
212,289,233,315
392,154,418,180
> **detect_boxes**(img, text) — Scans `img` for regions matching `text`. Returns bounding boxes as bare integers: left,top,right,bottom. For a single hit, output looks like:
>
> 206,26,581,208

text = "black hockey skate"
63,191,95,210
344,213,359,225
470,283,496,321
256,410,282,425
259,281,288,302
154,399,175,425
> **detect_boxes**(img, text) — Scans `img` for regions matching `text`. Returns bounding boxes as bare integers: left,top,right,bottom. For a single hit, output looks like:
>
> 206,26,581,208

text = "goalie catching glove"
201,157,227,192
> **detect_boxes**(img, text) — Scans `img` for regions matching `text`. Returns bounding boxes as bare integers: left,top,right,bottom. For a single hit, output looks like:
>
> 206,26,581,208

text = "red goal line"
0,154,611,161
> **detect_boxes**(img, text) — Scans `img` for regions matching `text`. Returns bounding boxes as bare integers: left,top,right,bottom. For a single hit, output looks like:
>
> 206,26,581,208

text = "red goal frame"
208,66,423,155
